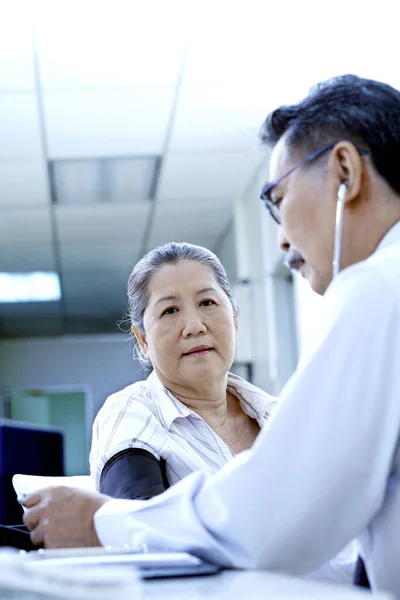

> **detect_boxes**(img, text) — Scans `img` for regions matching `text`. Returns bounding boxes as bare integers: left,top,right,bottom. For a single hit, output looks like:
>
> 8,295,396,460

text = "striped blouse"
90,370,276,490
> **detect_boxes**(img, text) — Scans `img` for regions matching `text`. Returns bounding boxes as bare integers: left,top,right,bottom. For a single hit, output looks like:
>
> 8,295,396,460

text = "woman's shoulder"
98,376,159,421
90,374,170,489
227,372,277,416
227,372,276,399
106,378,153,404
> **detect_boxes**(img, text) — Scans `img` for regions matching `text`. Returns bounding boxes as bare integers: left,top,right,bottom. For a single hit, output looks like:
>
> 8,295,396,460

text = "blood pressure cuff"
100,448,169,500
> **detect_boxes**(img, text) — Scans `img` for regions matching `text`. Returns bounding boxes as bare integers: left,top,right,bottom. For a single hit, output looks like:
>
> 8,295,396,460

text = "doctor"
23,74,400,597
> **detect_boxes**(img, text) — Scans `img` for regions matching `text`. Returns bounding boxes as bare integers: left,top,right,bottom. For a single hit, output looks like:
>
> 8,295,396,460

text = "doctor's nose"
278,226,290,253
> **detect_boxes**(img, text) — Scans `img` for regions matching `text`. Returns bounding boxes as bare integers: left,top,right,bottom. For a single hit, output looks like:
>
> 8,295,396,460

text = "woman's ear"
131,324,149,357
234,312,239,336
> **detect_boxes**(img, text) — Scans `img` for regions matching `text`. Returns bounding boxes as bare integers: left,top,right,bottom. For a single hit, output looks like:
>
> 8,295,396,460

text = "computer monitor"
0,420,64,525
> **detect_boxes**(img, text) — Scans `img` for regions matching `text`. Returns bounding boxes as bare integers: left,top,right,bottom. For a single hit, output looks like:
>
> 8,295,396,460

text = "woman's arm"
99,448,169,500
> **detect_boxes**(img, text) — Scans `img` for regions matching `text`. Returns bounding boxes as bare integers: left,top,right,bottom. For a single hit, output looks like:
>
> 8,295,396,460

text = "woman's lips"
183,346,212,357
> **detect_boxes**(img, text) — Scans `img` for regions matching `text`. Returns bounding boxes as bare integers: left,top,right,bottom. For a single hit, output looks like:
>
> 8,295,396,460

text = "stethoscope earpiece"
337,182,347,203
332,183,348,279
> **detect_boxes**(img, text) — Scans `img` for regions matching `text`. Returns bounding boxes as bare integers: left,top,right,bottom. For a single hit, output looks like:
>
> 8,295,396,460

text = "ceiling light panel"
51,160,99,205
50,157,160,205
108,157,160,203
0,272,61,303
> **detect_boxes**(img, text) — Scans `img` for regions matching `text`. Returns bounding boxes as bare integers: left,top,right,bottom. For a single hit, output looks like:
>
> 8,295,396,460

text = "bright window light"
0,272,61,303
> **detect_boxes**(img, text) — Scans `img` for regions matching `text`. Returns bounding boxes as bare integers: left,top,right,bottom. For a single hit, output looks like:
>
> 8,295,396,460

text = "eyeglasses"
260,142,368,224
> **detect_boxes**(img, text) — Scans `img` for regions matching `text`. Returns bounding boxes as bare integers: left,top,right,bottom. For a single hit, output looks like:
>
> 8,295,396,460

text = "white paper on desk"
32,551,202,569
0,554,140,599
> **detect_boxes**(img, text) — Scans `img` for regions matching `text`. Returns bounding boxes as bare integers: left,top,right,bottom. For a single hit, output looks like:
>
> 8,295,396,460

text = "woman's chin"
182,356,226,379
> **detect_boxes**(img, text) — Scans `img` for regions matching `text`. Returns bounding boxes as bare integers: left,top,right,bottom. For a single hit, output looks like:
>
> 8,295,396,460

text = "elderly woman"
90,242,275,501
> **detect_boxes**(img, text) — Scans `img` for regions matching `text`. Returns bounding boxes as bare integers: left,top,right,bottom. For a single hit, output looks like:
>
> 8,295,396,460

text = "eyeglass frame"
260,142,368,225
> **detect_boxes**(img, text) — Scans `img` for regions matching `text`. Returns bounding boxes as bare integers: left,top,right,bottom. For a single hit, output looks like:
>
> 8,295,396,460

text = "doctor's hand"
22,486,110,549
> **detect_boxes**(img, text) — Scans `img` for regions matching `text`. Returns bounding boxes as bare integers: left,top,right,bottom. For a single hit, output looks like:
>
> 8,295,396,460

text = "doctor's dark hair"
126,242,238,369
259,74,400,195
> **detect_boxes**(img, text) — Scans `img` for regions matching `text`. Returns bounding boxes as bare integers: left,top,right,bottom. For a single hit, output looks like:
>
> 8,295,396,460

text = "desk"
1,565,392,599
137,570,391,599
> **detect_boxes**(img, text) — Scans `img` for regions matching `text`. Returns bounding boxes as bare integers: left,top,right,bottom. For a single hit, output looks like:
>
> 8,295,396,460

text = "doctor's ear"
330,141,363,202
131,324,149,357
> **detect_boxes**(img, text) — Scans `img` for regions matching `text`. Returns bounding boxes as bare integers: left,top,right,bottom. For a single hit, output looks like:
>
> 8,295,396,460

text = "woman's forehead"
149,261,218,292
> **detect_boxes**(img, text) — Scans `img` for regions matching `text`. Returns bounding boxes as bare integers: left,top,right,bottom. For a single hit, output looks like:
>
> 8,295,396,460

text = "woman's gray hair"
127,242,238,369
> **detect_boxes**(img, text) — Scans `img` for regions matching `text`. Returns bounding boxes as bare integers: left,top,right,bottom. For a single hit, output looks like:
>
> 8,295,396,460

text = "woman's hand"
23,486,110,548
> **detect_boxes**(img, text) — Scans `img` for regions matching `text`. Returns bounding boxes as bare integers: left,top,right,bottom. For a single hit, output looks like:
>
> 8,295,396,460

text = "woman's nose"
182,311,207,337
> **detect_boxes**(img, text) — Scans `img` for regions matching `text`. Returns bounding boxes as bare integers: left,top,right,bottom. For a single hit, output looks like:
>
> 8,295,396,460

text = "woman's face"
138,260,237,392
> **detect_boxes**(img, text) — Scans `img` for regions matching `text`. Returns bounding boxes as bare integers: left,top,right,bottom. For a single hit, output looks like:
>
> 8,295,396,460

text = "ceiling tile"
169,85,269,152
35,1,185,89
157,150,262,201
148,199,232,249
62,271,128,317
0,208,53,244
0,316,64,337
0,93,43,159
0,159,49,206
59,242,141,275
0,300,61,318
43,87,175,158
184,28,268,87
0,243,56,272
148,232,221,253
184,5,400,107
0,2,34,91
183,7,309,89
55,203,150,244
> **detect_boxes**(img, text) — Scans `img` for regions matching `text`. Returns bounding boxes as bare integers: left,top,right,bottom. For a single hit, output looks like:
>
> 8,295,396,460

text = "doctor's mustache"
284,251,305,272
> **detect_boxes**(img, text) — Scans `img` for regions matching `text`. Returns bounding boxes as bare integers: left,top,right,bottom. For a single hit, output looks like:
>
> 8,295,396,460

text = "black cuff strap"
100,448,168,500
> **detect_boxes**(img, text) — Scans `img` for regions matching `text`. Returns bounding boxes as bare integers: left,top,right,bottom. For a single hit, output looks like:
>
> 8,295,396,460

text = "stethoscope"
333,182,348,279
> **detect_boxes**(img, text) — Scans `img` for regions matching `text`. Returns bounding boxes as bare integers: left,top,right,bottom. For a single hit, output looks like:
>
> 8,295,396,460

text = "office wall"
231,161,299,394
233,173,274,392
49,391,88,475
0,334,145,423
214,221,237,284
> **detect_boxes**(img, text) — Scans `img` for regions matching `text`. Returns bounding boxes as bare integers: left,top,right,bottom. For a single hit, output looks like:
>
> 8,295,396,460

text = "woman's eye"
161,307,178,316
200,299,216,307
